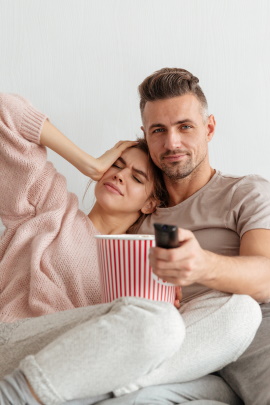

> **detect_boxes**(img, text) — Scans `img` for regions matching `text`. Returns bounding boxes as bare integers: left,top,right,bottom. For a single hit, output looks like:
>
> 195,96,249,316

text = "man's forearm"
204,252,270,303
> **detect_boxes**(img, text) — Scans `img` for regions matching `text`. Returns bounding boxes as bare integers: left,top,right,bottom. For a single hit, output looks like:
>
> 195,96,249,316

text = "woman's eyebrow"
133,168,149,181
117,157,125,165
117,156,149,180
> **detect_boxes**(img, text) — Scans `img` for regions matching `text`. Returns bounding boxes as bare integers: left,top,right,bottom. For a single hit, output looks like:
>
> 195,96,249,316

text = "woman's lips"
104,182,123,195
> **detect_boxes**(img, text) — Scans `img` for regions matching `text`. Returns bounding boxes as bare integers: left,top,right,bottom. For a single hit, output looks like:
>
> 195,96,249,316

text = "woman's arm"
0,93,135,227
40,120,137,181
0,94,48,225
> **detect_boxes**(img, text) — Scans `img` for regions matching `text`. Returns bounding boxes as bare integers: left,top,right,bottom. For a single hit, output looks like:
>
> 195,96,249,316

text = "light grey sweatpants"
113,291,261,396
94,374,243,405
219,302,270,405
1,297,184,404
1,292,261,405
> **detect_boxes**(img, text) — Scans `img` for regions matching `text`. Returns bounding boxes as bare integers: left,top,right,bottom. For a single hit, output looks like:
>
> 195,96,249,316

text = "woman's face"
95,148,155,216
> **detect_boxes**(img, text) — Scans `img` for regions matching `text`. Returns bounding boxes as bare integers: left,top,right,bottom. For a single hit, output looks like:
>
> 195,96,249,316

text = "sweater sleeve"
0,94,48,228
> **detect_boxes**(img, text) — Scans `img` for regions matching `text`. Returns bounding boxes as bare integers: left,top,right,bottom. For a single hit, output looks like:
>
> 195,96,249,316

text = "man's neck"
165,165,216,206
88,203,139,234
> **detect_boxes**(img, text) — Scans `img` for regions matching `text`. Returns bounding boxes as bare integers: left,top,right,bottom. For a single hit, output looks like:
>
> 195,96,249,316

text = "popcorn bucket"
95,234,176,304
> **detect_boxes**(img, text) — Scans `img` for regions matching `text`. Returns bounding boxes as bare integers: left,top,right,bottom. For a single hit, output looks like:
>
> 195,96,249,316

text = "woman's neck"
88,203,139,234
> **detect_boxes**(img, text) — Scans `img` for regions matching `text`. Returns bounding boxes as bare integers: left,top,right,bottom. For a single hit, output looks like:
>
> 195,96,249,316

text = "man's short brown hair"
138,67,208,118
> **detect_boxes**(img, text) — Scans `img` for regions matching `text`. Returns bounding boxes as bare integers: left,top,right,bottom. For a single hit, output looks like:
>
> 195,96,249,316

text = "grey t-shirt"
139,171,270,301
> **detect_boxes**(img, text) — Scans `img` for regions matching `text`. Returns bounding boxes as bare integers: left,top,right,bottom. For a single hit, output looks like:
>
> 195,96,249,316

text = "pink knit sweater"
0,94,102,322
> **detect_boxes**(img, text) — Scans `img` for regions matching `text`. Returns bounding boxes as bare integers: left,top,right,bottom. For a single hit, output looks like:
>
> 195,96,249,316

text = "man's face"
142,94,215,181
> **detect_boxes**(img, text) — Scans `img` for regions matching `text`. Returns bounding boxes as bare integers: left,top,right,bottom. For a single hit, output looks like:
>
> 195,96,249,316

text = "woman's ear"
141,197,159,214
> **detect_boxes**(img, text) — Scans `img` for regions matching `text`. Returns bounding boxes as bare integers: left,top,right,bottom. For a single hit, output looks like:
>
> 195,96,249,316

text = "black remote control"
154,223,179,249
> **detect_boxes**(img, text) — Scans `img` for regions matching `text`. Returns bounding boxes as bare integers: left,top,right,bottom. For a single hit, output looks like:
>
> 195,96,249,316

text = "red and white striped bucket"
95,234,176,304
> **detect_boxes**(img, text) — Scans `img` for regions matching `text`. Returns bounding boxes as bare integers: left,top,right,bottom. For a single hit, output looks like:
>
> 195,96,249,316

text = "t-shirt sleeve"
229,175,270,238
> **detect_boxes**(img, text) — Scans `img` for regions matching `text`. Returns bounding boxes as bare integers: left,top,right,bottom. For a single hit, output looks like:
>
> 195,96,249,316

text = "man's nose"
164,129,182,150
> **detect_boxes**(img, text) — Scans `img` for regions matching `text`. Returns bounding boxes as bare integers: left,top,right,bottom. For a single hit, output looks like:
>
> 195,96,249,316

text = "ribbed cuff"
20,104,48,145
20,355,64,405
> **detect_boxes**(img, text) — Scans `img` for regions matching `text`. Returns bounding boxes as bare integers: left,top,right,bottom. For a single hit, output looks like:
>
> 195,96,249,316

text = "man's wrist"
200,250,219,284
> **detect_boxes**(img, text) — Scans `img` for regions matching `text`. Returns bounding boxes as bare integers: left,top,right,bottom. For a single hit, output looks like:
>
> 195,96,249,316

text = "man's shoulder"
213,171,270,192
215,171,269,183
139,171,270,235
210,173,270,212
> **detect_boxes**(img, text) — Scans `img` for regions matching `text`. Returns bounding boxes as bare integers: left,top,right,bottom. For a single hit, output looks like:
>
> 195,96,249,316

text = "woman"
0,93,168,322
0,94,262,405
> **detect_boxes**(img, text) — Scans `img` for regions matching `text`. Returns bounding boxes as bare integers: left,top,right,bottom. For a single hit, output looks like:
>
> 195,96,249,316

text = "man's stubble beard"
160,152,207,182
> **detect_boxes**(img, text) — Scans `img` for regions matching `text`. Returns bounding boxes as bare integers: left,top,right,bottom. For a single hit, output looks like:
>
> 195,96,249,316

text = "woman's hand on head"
89,140,138,181
40,122,138,180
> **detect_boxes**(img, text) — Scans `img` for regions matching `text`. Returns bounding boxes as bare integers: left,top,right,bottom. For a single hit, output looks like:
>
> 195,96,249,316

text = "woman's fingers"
114,140,139,150
112,140,139,155
175,286,182,301
174,286,182,309
94,140,138,180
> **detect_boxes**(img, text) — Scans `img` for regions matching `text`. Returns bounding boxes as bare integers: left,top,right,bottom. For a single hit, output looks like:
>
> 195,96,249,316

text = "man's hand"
151,227,270,302
150,228,212,286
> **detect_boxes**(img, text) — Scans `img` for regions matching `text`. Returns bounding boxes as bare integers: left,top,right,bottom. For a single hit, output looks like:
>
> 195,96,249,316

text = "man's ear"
206,114,216,142
141,197,159,214
141,126,146,139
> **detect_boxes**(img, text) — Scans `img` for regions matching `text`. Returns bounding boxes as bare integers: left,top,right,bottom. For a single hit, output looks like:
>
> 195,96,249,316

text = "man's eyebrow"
149,119,195,130
116,156,149,181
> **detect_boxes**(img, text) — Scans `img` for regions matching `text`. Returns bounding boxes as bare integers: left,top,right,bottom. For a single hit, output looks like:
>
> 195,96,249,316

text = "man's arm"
150,228,270,303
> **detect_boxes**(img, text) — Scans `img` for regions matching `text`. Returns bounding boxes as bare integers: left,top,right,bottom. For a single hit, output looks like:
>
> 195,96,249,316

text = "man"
0,72,268,405
138,68,270,405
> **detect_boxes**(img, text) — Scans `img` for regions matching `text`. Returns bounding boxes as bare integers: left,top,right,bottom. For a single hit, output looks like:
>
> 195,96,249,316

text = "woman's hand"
174,286,182,309
90,140,138,181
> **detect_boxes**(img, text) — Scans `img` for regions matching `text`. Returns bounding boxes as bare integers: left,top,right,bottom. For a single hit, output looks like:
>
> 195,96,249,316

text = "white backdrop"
1,0,270,224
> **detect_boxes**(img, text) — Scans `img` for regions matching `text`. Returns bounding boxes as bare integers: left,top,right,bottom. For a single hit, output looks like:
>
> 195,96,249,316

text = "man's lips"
104,182,123,196
162,154,188,162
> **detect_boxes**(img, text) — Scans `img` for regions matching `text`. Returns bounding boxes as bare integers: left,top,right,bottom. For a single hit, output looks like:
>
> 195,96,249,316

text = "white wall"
1,0,270,222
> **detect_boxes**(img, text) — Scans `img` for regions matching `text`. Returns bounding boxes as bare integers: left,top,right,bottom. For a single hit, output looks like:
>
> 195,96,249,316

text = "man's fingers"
155,272,191,286
149,229,200,287
178,228,194,243
151,258,183,270
150,245,188,263
150,246,178,261
154,267,187,279
150,228,194,260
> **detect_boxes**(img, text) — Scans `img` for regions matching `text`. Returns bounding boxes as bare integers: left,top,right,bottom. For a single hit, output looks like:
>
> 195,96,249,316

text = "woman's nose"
113,174,123,183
